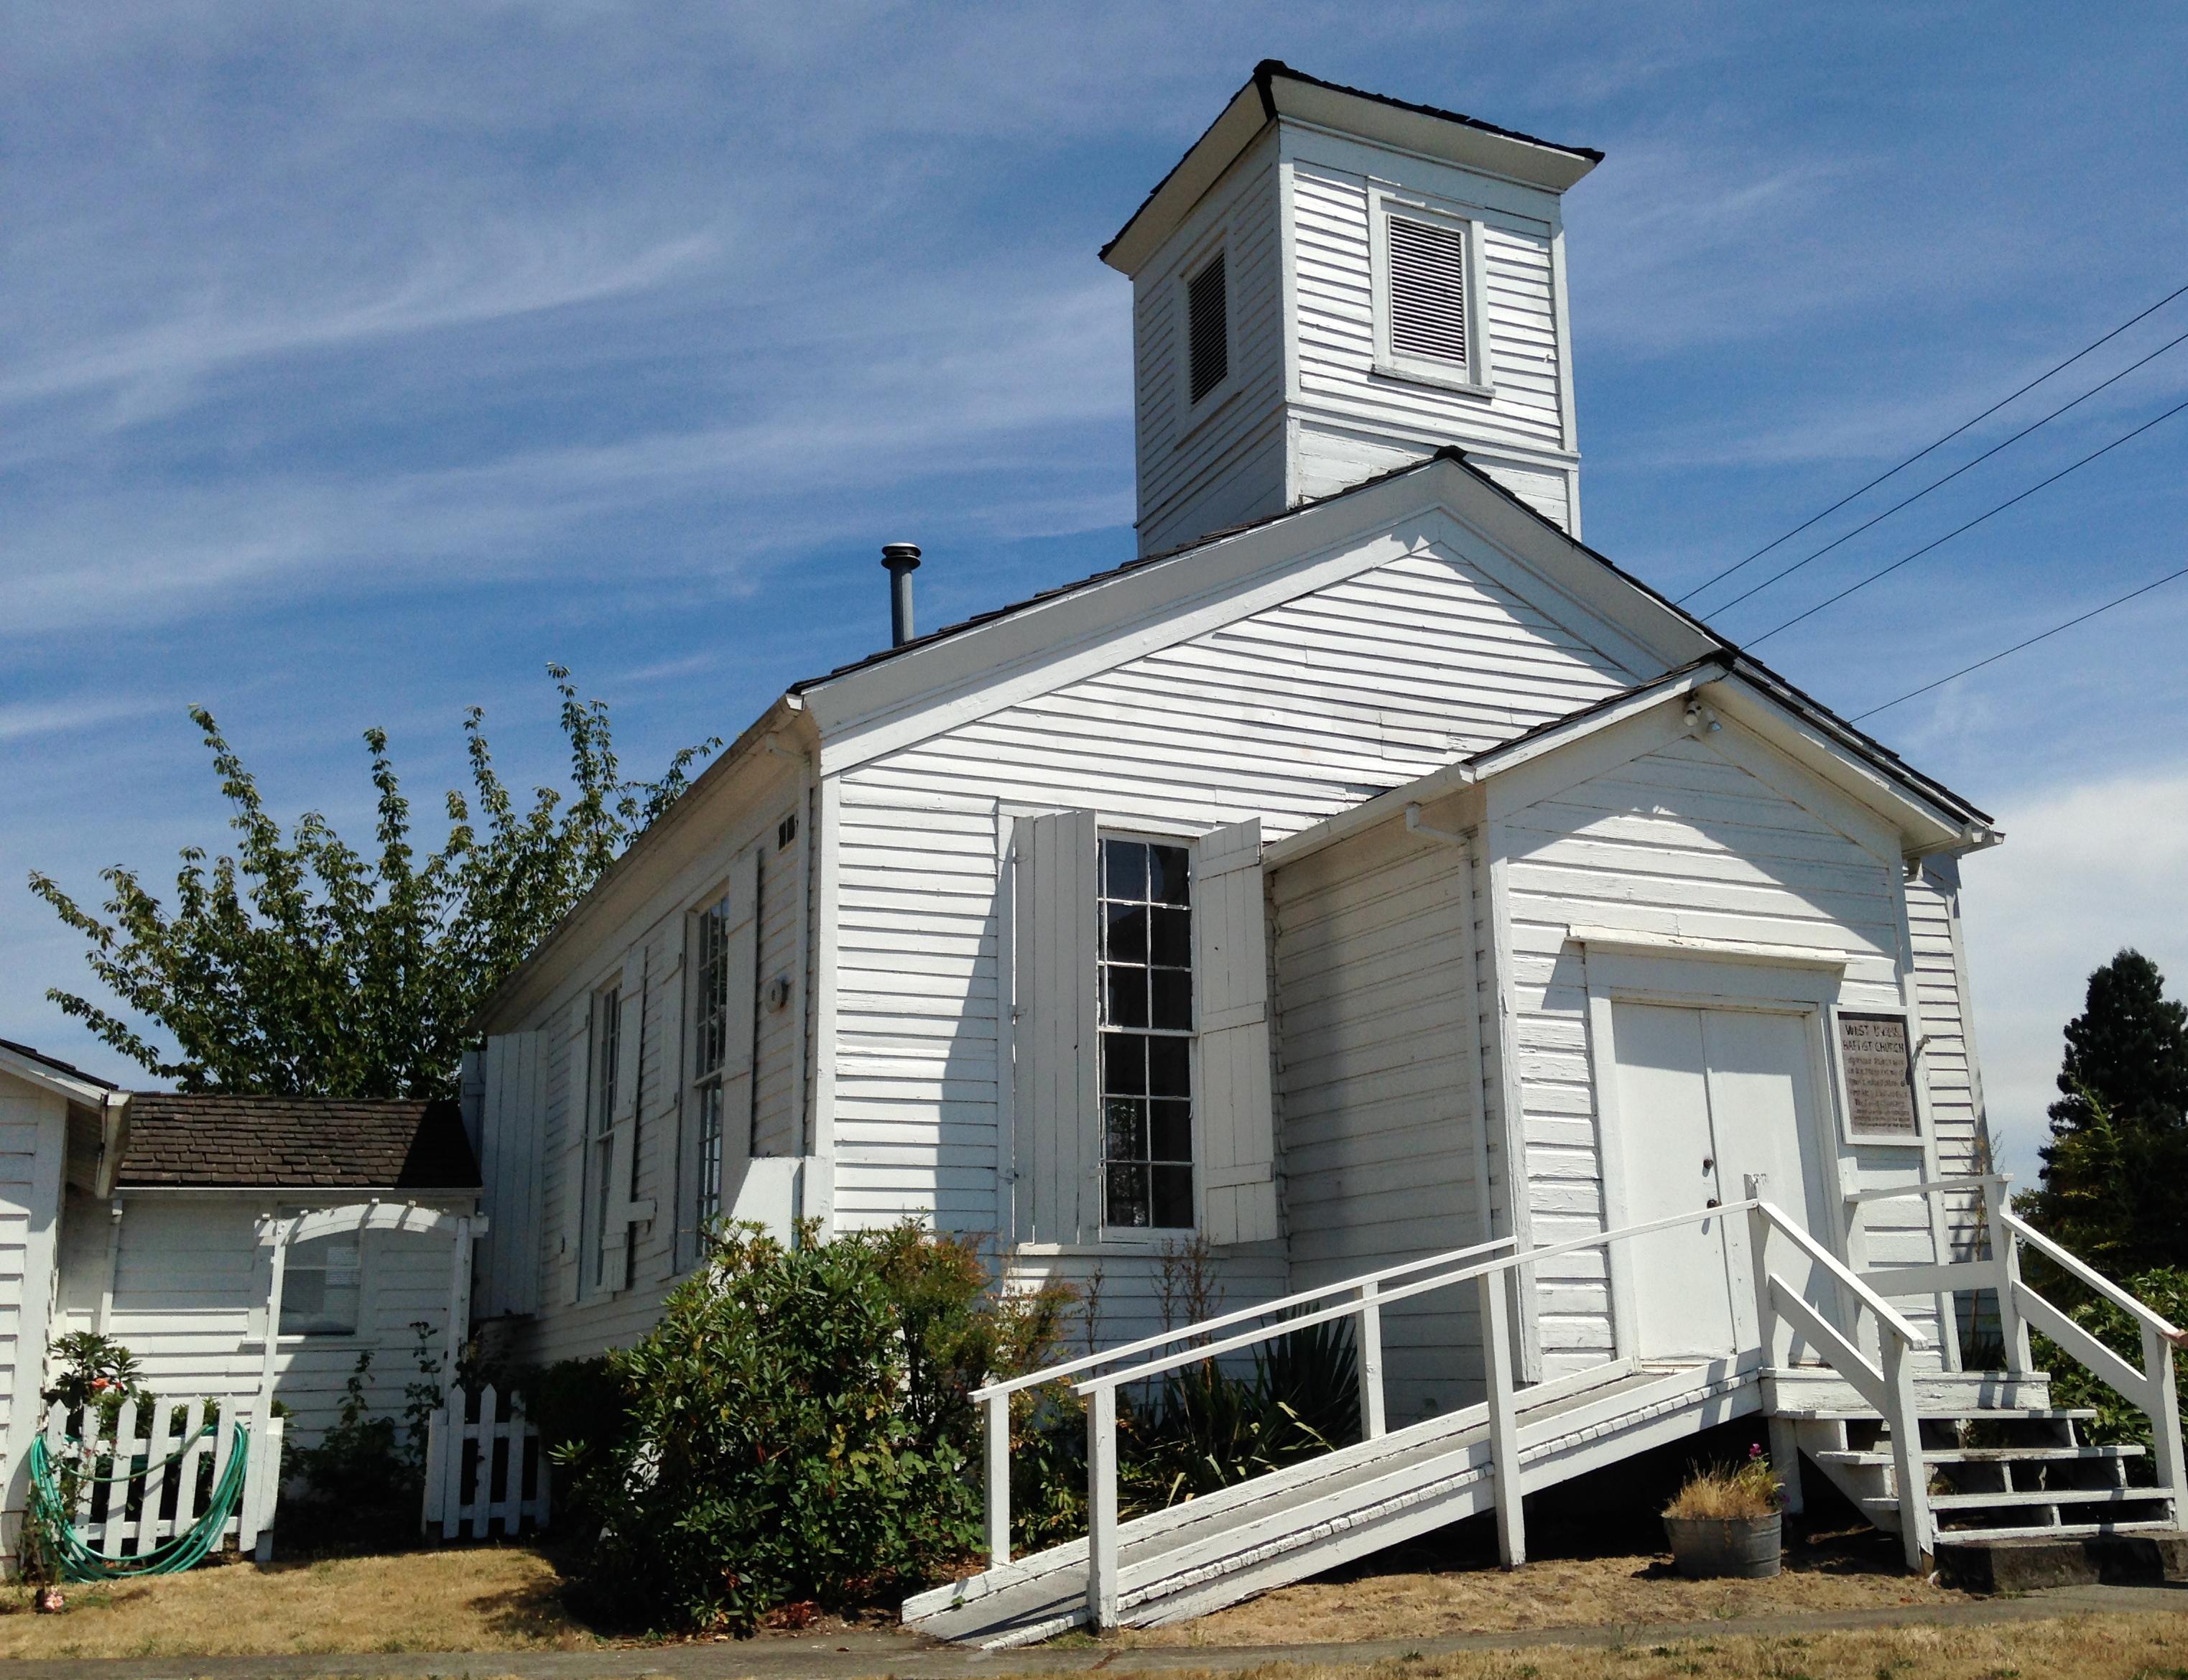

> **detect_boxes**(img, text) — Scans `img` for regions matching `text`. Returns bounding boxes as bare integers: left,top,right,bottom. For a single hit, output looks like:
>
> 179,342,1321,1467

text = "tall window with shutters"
690,896,733,1232
584,983,621,1294
1371,194,1486,393
1010,812,1272,1250
1098,837,1195,1229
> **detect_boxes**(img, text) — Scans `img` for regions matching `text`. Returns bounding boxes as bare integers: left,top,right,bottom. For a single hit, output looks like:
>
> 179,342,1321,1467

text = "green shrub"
511,1354,624,1485
1118,1316,1359,1512
547,1223,1363,1632
2032,1266,2188,1447
558,1222,1072,1633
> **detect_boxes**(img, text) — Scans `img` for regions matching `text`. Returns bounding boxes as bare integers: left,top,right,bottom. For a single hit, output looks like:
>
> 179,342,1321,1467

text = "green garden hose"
28,1423,250,1581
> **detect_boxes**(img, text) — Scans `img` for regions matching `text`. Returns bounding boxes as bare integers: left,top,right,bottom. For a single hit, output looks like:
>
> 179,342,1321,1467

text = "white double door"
1611,1001,1834,1362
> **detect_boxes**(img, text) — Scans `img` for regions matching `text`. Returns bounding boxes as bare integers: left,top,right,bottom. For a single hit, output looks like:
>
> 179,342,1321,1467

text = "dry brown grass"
1121,1535,1970,1647
0,1546,593,1658
1062,1615,2188,1680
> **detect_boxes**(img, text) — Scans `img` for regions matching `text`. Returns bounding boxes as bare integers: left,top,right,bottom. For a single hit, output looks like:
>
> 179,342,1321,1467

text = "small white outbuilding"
0,1050,482,1569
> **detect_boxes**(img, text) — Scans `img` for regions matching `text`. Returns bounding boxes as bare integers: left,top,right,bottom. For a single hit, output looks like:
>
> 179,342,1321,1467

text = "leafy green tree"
2020,950,2188,1274
29,666,717,1098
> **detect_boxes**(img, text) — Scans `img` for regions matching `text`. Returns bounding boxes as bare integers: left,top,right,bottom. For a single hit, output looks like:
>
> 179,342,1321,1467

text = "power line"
1748,391,2188,645
1705,321,2188,618
1850,562,2188,722
1677,278,2188,606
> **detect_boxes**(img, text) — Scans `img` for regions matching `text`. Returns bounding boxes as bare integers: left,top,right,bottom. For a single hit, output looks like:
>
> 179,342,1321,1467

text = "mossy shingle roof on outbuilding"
118,1093,481,1191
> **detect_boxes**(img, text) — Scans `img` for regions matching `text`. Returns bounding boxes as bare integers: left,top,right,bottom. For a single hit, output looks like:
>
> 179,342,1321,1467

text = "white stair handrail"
1994,1204,2188,1526
971,1234,1519,1403
1744,1179,1934,1571
1999,1207,2184,1339
1835,1170,2188,1556
1065,1192,1937,1624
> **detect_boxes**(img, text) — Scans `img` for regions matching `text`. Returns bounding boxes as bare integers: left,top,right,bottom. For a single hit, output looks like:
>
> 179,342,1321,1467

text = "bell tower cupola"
1102,62,1601,557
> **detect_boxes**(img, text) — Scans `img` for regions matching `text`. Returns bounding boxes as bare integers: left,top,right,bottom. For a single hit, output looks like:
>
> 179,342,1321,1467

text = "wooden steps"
1813,1444,2142,1468
1793,1382,2179,1547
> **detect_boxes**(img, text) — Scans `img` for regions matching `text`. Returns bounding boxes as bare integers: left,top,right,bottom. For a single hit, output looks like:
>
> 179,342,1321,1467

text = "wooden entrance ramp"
904,1176,2188,1647
906,1359,1756,1646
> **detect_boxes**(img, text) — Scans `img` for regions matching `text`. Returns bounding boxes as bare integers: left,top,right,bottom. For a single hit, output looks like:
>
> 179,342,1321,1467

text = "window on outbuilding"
1186,250,1229,404
1098,837,1195,1229
282,1233,361,1336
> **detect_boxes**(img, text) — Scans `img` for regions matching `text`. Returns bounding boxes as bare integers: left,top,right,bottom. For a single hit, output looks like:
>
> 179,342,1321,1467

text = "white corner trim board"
1564,925,1852,972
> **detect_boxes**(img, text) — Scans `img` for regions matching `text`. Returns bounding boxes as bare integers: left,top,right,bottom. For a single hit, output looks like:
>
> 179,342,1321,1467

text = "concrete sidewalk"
0,1583,2182,1680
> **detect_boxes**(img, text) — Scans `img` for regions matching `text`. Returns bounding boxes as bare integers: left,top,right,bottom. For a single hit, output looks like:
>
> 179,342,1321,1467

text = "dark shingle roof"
119,1094,481,1191
0,1039,118,1091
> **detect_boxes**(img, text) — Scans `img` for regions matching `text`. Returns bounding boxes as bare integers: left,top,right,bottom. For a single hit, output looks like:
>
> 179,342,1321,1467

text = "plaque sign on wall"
1838,1011,1919,1138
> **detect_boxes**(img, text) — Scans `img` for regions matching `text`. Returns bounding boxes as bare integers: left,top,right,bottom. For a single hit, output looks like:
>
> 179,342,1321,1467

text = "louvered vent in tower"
1388,215,1468,366
1187,251,1228,402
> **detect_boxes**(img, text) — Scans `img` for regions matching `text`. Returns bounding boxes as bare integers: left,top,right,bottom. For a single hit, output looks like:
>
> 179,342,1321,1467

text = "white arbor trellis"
255,1202,484,1434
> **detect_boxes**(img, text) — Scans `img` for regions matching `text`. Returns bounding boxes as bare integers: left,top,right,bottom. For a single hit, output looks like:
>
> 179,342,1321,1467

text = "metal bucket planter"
1663,1513,1781,1578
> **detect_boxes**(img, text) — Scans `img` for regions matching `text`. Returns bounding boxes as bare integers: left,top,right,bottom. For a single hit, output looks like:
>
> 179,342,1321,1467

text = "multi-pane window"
282,1233,361,1336
1098,837,1195,1229
690,897,733,1230
587,985,621,1292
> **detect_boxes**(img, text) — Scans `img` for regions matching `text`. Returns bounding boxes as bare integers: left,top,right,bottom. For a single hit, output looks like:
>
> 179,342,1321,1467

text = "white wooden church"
468,62,2188,1635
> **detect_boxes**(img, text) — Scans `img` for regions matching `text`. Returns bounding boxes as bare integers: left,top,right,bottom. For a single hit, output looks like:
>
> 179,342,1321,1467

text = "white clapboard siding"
1493,733,1944,1375
822,551,1645,1329
0,1072,66,1543
1289,162,1566,454
1195,818,1279,1246
754,815,810,1159
830,537,1640,1317
1134,127,1290,560
1905,858,1988,1251
827,538,1645,1338
1271,816,1487,1424
50,1192,470,1448
421,1385,550,1540
497,760,812,1368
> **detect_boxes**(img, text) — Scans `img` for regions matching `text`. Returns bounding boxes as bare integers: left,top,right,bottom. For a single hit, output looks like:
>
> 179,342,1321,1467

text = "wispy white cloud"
1,231,720,419
0,693,172,743
1960,769,2188,1181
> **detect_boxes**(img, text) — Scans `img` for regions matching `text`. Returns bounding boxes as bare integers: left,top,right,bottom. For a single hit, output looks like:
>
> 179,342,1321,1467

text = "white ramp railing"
975,1189,1935,1630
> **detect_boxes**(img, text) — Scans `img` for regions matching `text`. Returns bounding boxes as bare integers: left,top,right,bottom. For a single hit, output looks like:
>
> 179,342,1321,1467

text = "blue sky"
8,4,2188,1177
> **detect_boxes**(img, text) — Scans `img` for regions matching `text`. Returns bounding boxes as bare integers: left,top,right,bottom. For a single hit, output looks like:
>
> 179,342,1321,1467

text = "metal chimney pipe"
881,542,922,647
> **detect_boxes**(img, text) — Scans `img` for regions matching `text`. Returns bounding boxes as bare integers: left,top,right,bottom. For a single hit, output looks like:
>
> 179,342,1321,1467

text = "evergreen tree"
29,667,718,1099
2021,950,2188,1273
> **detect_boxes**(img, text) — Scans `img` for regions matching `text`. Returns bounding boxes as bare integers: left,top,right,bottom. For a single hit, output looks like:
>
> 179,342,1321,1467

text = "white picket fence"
421,1384,550,1539
41,1396,286,1563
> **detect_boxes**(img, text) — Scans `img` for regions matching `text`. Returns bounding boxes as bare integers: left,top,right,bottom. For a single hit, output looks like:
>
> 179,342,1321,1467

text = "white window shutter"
480,1030,545,1316
677,850,760,1273
651,948,685,1283
723,853,761,1095
600,957,646,1291
1011,809,1100,1245
557,994,591,1304
1195,817,1279,1245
